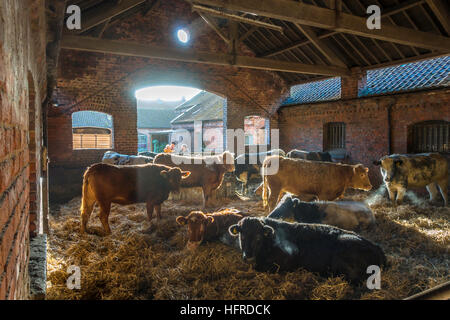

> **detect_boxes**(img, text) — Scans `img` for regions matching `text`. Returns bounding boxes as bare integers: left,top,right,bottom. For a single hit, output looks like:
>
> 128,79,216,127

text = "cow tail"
80,168,95,215
261,162,269,208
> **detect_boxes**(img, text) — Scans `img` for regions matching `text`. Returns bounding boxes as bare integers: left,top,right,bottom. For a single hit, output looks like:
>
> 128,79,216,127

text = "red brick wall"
48,0,288,202
278,88,450,185
0,0,47,299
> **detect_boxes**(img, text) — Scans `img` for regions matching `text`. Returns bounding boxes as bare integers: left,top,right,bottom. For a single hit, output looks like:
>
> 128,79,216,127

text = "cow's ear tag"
181,170,191,178
160,170,168,178
229,225,240,236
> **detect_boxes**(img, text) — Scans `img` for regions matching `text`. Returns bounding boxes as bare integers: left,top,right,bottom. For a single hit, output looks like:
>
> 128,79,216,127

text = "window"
409,121,449,153
138,134,148,152
324,122,345,150
244,116,268,145
177,28,190,43
72,111,113,149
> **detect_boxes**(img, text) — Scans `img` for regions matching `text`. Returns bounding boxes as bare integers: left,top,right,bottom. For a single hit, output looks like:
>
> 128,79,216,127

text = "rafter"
191,0,450,52
382,0,426,17
293,25,346,67
72,0,146,34
261,0,427,58
425,0,450,35
192,4,283,33
60,35,350,76
197,13,230,44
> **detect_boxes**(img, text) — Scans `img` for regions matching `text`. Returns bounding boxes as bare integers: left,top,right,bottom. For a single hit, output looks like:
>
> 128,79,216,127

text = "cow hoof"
143,225,155,234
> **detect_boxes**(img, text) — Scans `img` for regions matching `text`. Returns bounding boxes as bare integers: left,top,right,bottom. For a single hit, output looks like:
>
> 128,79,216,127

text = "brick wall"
0,0,47,299
278,88,450,185
49,0,288,203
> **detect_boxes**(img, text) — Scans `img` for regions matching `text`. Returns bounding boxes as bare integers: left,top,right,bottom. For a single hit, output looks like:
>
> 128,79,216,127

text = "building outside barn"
0,0,449,303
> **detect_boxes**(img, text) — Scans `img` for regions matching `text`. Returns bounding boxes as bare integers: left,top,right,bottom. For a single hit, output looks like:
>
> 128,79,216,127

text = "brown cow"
153,151,235,208
176,208,245,250
80,163,190,234
261,156,372,211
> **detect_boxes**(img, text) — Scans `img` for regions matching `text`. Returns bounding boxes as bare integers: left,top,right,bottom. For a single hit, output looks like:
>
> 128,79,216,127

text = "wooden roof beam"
192,4,283,33
72,0,147,34
425,0,450,35
61,35,351,76
197,13,230,44
191,0,450,52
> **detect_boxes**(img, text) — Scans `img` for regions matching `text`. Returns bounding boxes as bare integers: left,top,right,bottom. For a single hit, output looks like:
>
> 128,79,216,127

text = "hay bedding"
46,191,449,300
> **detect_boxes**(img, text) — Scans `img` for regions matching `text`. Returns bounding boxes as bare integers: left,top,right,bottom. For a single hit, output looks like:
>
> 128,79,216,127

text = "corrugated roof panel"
359,55,450,96
282,77,341,106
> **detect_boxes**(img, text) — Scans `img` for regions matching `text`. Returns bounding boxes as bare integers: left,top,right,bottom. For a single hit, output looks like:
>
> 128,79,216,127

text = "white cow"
102,151,153,165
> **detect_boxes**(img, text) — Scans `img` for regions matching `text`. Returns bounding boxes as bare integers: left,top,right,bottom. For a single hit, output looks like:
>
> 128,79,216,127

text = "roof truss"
190,0,450,52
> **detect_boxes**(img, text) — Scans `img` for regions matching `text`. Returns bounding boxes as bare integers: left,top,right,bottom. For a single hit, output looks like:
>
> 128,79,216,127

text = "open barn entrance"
136,85,227,155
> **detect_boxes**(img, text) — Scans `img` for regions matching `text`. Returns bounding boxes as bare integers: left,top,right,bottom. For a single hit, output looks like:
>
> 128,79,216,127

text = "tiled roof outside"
172,92,224,124
72,111,113,129
137,108,178,129
282,77,341,106
359,55,450,97
175,91,209,110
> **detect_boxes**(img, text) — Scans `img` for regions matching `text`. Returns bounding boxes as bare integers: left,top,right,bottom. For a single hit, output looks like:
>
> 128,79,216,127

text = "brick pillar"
341,67,367,100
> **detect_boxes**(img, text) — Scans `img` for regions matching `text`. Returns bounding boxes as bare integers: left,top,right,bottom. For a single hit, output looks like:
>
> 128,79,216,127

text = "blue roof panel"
282,77,341,106
281,55,449,106
359,55,450,97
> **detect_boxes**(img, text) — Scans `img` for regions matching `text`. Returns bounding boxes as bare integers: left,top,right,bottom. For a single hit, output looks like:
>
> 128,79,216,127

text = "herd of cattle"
78,149,448,284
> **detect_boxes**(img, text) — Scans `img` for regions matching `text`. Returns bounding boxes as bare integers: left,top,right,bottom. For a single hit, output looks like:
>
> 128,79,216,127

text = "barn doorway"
135,85,227,155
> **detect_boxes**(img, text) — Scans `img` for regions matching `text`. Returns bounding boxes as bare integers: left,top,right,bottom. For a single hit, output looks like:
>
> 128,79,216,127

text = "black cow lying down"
229,217,386,283
268,194,375,231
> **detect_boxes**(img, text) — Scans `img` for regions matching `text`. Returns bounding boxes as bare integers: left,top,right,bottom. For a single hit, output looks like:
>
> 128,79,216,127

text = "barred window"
410,121,449,153
73,132,112,149
324,122,346,150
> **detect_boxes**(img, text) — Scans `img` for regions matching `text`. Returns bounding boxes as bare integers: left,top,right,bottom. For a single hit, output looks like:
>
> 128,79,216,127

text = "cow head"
229,217,274,262
267,194,297,220
176,211,214,250
373,156,403,184
350,164,372,191
161,168,191,191
222,151,235,173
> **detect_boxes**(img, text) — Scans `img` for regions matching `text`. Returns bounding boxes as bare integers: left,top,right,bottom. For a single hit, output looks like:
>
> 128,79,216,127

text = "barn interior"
0,0,449,300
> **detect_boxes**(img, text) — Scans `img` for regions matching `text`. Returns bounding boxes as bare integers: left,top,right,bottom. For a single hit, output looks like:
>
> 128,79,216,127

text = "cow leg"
80,198,95,234
436,178,448,206
146,201,154,221
276,192,286,205
155,204,162,219
202,186,212,208
98,202,112,235
386,186,397,205
426,183,439,202
395,186,406,205
268,184,281,212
